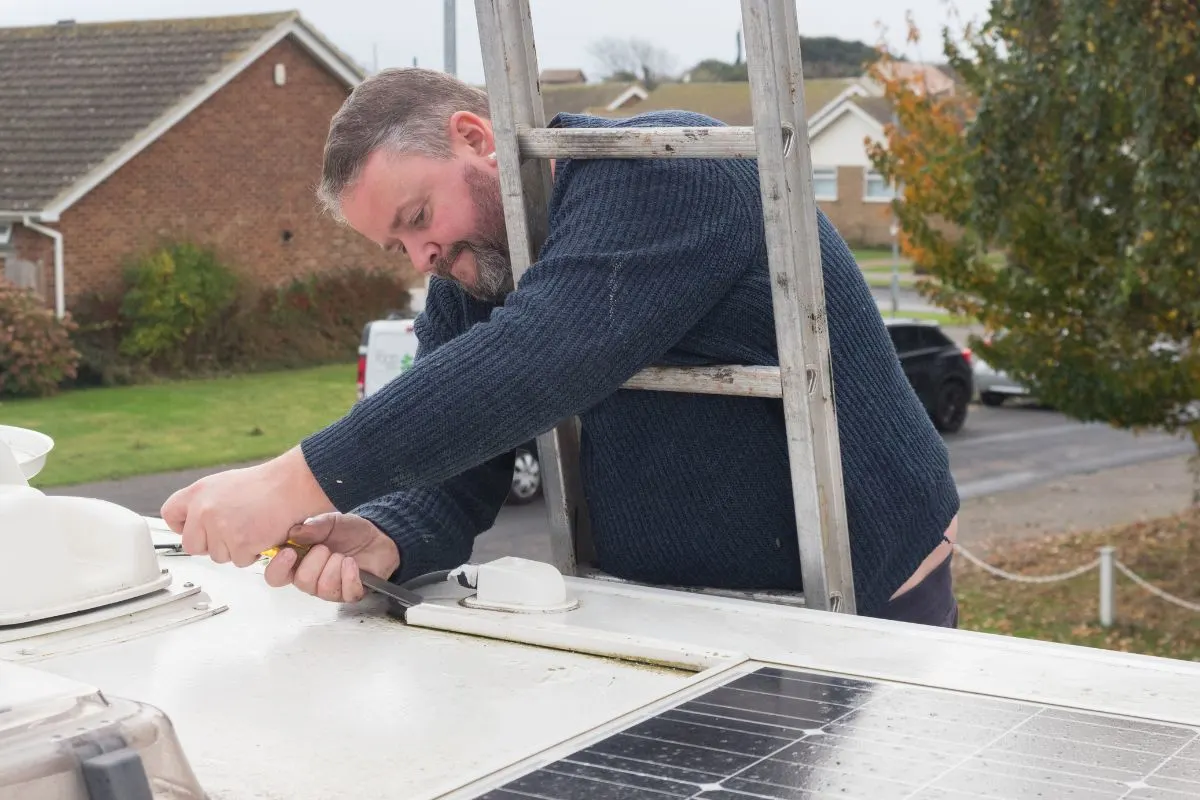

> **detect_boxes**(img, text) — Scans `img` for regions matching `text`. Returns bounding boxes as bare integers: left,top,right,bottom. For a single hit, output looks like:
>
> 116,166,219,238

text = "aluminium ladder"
473,0,856,613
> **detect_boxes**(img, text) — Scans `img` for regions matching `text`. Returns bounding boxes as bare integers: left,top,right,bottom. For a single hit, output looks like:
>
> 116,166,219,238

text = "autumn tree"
867,1,1200,450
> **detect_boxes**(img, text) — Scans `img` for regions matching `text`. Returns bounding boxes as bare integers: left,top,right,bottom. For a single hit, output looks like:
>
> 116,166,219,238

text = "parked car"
973,355,1032,406
357,316,542,505
884,318,974,433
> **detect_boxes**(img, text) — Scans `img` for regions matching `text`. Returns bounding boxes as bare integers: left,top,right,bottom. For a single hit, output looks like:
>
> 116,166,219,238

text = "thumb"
286,513,339,546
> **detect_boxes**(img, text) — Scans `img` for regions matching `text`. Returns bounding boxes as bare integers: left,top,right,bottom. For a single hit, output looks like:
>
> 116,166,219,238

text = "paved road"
46,403,1195,565
947,402,1195,499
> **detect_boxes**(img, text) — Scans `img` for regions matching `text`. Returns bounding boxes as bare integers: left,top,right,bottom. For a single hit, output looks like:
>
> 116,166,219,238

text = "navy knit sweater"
301,110,960,616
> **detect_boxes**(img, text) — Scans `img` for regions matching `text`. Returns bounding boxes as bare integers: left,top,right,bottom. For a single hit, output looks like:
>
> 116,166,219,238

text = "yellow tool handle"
260,540,312,560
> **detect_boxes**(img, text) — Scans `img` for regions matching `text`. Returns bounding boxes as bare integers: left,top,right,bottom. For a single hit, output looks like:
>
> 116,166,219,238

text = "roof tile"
0,12,295,212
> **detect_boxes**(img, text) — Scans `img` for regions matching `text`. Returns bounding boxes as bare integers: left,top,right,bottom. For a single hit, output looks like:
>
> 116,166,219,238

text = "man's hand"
263,513,401,603
160,447,335,568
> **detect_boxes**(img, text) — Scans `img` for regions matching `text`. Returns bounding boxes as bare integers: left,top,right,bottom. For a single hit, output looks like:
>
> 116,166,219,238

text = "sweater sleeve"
301,156,762,511
347,281,516,582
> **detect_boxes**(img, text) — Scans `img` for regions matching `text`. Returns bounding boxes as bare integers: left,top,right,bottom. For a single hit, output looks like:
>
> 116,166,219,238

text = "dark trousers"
872,553,959,628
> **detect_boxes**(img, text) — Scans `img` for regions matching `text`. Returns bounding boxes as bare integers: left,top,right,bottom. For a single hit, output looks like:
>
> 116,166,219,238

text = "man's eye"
413,207,427,226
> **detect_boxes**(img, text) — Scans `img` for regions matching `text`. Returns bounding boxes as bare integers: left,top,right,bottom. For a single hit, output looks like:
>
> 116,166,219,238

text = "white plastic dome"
0,426,167,626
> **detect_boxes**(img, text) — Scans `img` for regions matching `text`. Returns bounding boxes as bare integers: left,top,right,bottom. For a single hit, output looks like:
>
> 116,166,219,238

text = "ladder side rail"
740,0,856,613
474,0,593,575
775,0,855,611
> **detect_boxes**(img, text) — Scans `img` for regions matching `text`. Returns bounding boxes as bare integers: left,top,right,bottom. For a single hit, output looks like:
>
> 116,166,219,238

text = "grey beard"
471,246,515,303
438,240,514,303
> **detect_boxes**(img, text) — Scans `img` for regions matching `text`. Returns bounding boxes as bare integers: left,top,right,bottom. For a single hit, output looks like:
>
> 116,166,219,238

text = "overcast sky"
2,0,992,83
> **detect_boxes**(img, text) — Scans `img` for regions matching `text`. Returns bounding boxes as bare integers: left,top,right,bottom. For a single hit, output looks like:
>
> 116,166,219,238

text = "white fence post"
1098,546,1116,627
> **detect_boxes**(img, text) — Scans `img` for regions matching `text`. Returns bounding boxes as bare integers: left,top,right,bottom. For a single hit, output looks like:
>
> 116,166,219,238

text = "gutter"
20,217,65,319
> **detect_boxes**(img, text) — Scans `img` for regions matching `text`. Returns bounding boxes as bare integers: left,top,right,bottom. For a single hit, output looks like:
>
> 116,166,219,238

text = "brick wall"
26,37,417,308
817,167,896,249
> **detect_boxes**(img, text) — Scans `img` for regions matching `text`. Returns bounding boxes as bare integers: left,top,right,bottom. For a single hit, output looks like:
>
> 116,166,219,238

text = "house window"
813,167,838,201
864,170,896,202
0,222,12,247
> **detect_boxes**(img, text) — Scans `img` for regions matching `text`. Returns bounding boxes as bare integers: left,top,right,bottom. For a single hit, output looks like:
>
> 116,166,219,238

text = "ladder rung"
517,125,793,160
622,365,783,398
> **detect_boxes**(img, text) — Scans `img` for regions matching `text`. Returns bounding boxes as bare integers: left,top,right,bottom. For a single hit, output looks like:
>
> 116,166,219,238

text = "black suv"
885,319,974,433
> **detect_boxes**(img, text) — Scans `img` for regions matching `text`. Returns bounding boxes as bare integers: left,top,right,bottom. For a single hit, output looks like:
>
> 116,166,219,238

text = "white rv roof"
4,519,1199,799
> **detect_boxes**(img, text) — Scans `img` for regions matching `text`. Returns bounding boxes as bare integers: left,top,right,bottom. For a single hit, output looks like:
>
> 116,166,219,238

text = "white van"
355,316,542,504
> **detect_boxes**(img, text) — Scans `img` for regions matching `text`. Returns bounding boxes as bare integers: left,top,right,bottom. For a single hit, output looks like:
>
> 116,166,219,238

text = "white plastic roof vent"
0,426,168,626
0,661,206,799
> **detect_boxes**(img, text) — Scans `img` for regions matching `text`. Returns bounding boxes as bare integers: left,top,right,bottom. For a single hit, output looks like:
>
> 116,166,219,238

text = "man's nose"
419,243,440,272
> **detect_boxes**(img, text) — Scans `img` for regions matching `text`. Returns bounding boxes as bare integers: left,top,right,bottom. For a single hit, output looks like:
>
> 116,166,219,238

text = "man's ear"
448,111,495,158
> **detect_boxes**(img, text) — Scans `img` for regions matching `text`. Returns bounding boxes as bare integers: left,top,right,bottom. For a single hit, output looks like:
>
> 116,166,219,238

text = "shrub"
218,267,413,369
0,279,80,397
119,242,238,368
66,260,413,384
67,292,148,387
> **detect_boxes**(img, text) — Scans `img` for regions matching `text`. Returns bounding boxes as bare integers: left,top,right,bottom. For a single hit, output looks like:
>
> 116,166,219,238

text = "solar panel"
474,665,1200,799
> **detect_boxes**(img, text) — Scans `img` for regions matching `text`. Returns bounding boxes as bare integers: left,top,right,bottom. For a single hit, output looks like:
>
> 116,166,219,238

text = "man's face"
339,118,513,302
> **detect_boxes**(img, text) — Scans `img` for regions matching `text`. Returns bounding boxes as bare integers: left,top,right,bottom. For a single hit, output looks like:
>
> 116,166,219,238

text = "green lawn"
851,247,900,263
3,363,357,487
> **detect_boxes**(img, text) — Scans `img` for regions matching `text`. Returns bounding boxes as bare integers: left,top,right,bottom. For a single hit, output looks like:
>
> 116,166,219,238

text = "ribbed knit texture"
301,110,961,616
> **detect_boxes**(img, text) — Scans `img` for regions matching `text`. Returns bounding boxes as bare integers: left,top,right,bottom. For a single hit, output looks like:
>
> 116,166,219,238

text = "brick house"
0,12,418,319
805,91,899,248
584,79,900,248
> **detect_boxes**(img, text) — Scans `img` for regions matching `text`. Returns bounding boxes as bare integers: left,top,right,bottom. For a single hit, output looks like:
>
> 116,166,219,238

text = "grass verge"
864,272,919,290
954,507,1200,661
2,363,357,487
852,248,899,263
880,309,973,327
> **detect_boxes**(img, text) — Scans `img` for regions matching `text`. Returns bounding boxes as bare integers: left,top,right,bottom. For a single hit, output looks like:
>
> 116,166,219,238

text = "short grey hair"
317,67,491,219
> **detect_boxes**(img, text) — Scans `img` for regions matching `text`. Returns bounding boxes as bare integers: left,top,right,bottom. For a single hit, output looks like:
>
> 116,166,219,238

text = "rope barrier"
953,542,1200,622
953,544,1101,584
1114,560,1200,613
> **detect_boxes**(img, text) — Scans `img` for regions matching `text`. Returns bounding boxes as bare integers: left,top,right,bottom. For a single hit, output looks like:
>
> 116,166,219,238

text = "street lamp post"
444,0,457,76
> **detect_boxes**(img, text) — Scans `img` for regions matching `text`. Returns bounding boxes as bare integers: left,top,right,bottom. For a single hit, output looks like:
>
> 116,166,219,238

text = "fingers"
292,544,329,595
179,501,209,557
315,552,346,601
265,544,365,603
263,547,298,588
342,558,366,603
160,486,189,534
209,537,232,565
231,546,266,569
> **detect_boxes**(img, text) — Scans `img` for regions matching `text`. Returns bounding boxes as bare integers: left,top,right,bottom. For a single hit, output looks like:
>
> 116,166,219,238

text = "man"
161,67,961,625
